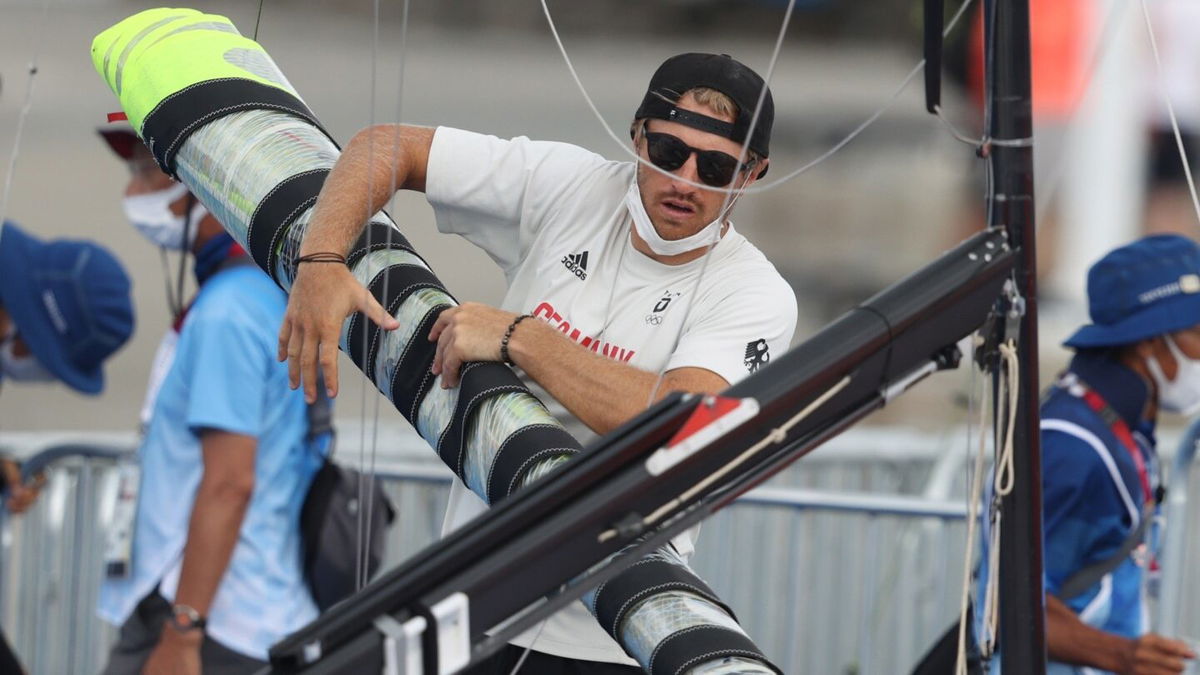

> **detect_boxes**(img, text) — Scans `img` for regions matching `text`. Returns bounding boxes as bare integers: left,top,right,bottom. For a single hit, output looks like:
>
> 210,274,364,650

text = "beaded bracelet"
500,314,533,366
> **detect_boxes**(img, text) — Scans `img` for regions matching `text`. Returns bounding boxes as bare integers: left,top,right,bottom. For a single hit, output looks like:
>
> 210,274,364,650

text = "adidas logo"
561,251,589,281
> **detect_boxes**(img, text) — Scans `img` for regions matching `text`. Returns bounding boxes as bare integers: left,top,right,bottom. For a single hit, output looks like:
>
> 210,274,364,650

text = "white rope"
995,340,1018,497
1140,0,1200,229
539,0,979,197
0,0,51,232
955,335,990,675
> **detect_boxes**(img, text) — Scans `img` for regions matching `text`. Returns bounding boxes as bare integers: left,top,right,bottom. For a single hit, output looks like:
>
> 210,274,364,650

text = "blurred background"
3,0,1200,673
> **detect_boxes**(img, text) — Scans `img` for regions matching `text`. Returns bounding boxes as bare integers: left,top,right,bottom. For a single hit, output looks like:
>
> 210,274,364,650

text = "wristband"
295,252,347,265
500,314,533,366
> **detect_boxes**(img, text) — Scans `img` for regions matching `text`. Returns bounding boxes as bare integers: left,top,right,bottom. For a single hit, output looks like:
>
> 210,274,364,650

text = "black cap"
634,53,774,160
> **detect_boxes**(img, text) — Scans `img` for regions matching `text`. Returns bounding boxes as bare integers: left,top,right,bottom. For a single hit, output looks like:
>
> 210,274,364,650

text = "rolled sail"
91,9,778,674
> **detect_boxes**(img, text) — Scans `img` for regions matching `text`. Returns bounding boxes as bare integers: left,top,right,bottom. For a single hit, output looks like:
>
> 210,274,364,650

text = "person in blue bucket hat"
0,221,135,394
0,218,134,675
971,234,1200,675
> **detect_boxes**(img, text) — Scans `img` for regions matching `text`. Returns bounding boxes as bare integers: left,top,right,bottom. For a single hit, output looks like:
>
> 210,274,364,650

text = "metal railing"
5,425,1191,674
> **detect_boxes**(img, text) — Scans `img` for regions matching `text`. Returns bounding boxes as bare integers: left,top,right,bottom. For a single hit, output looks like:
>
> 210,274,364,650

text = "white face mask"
0,335,55,383
625,180,727,257
1146,335,1200,416
121,182,205,250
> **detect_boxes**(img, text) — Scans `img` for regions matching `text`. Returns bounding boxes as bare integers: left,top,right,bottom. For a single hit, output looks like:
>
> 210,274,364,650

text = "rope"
0,0,51,232
1140,0,1200,230
955,335,990,675
539,0,980,197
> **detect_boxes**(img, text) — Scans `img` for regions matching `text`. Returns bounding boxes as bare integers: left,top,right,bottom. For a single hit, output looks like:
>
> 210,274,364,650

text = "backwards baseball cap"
634,53,774,163
0,221,135,394
1065,234,1200,348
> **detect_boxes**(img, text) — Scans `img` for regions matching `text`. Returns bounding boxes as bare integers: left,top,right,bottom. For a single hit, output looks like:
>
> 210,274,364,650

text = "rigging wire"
540,0,979,198
0,0,51,232
1140,0,1200,229
361,0,413,597
252,0,266,41
354,0,385,594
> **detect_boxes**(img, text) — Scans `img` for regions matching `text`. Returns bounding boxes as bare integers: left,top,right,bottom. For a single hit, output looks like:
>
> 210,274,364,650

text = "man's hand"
141,627,201,675
1120,633,1195,675
278,261,399,403
2,458,43,515
428,303,518,388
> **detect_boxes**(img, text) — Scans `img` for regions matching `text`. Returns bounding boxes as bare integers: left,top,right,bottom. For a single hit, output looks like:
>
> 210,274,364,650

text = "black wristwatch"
168,604,207,634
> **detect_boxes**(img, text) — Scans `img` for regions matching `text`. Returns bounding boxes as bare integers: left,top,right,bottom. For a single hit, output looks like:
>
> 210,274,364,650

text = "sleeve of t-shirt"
424,126,611,275
1040,428,1132,597
665,276,798,386
182,310,272,439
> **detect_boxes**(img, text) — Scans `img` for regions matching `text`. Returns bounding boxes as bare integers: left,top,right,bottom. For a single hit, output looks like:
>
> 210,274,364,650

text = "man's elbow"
201,471,255,504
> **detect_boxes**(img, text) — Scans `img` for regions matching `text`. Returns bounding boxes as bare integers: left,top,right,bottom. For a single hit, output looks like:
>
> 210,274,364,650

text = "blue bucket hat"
0,222,135,394
1065,234,1200,349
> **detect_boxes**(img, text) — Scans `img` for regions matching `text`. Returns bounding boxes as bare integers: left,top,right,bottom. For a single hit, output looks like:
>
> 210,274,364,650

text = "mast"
986,0,1046,669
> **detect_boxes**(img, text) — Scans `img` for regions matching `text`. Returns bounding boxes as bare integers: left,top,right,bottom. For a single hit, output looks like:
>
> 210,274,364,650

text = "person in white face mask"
277,53,797,673
95,127,329,675
968,234,1200,675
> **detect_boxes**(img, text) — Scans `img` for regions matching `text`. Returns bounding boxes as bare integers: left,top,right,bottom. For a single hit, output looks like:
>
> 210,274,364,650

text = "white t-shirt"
424,126,798,664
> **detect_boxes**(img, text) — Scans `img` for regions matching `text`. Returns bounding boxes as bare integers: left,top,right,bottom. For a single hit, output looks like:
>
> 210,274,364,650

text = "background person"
979,235,1200,675
0,218,135,674
95,129,326,675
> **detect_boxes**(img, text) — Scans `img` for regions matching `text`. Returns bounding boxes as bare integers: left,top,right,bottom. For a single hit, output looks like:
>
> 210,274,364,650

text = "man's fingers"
443,351,462,388
429,307,453,342
300,332,322,404
432,329,448,377
318,334,339,398
287,328,305,390
361,290,399,331
278,316,294,362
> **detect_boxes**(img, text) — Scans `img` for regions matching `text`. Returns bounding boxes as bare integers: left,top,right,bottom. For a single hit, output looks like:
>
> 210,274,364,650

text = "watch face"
170,605,204,632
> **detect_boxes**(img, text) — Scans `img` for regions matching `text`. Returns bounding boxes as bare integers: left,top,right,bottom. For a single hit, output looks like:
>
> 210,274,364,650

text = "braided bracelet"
500,314,533,366
295,252,348,265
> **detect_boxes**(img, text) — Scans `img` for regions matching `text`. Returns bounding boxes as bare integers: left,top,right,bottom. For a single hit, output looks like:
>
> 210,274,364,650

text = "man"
96,127,325,675
981,235,1199,674
0,219,135,674
280,53,797,673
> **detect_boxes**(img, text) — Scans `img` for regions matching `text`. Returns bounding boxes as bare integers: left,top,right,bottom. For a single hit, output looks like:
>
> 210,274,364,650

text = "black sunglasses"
642,131,756,188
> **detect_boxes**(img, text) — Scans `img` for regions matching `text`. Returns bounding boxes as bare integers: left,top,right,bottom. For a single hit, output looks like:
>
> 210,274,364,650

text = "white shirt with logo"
424,126,798,664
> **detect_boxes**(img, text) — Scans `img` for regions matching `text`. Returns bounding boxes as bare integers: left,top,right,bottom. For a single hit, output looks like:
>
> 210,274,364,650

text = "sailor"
95,128,325,675
981,235,1199,674
0,219,135,674
280,53,797,673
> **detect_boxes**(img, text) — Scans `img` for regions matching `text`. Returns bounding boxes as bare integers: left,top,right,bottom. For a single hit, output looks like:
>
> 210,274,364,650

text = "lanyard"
1061,374,1154,505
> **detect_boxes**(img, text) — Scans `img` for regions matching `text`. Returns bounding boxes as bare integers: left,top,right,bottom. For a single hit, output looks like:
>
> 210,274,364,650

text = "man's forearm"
510,319,724,435
172,432,257,617
299,124,433,258
1046,594,1132,671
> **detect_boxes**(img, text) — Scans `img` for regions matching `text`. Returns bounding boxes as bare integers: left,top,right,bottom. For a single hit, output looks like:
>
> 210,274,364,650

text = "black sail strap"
592,558,732,639
246,169,330,276
649,626,779,675
140,78,335,177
